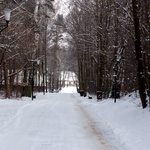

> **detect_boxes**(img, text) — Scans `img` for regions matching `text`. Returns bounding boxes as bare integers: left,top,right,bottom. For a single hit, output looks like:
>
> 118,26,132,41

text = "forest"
0,0,149,109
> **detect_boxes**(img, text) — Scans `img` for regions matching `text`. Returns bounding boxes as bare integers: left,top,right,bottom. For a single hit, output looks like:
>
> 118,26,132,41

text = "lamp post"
113,73,117,103
0,8,11,33
113,63,118,103
29,60,40,100
42,61,45,95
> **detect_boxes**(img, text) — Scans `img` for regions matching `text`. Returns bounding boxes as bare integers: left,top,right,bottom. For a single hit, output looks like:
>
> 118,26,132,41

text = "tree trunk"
3,61,10,98
132,0,147,108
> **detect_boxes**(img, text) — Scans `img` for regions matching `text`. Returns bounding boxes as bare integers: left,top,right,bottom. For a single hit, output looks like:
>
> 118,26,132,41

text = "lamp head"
37,60,40,65
3,8,11,22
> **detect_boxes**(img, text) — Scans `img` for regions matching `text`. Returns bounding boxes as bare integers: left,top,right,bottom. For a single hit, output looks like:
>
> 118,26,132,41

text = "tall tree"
132,0,147,108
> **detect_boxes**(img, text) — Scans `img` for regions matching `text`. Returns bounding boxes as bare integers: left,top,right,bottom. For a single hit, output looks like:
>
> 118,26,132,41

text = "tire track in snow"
76,102,112,150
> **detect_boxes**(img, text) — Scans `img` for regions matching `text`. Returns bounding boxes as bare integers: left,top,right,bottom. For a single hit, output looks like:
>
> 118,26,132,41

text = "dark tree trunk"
132,0,147,108
3,61,10,98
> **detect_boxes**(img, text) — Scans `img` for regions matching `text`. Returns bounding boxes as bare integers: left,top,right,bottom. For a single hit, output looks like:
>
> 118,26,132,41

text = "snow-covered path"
0,93,111,150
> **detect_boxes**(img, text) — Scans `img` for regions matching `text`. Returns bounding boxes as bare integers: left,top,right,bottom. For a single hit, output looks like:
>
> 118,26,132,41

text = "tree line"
66,0,150,108
0,0,57,98
0,0,149,109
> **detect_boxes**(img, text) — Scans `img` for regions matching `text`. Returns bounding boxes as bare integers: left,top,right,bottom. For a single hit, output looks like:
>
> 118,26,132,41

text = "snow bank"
74,92,150,150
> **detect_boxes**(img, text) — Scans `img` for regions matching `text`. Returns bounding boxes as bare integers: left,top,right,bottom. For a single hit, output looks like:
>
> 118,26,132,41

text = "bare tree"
66,0,149,108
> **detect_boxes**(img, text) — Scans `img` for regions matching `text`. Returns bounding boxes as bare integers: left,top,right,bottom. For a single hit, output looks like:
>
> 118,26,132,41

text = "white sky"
54,0,70,17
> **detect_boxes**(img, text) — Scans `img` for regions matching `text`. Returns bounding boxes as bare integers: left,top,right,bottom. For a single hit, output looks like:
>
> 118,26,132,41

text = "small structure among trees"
60,71,78,87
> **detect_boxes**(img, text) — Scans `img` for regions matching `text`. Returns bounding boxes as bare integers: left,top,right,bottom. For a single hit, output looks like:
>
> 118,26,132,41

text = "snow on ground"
75,93,150,150
0,87,149,150
59,86,77,93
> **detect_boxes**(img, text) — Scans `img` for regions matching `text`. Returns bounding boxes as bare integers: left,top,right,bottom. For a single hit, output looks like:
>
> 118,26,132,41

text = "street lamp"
113,73,117,103
29,60,40,100
113,64,118,103
0,8,11,33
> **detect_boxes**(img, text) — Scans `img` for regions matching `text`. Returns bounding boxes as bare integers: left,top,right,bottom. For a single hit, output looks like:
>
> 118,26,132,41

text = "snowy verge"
0,97,32,130
73,92,150,150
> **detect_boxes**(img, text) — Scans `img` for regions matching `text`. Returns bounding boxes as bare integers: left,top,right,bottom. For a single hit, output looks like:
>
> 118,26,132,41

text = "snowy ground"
0,87,149,150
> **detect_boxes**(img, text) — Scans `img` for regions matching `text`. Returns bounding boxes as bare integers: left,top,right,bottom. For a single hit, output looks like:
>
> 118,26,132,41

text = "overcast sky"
54,0,70,17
